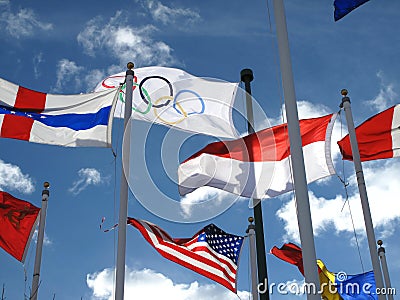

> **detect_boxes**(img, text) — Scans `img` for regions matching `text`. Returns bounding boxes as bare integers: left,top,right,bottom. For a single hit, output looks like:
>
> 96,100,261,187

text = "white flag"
95,66,239,138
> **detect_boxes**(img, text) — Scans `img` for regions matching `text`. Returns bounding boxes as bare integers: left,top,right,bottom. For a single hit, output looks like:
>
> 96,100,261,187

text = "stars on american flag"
199,224,244,264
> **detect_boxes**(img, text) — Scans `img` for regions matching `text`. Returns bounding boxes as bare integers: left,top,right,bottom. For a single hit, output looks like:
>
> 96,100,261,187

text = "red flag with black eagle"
0,191,40,262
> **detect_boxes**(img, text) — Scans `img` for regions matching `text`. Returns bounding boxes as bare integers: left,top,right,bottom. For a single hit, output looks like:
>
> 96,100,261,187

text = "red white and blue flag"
128,218,244,293
0,78,117,147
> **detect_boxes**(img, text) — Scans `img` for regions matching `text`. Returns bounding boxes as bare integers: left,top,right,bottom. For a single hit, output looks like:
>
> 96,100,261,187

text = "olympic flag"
94,66,239,138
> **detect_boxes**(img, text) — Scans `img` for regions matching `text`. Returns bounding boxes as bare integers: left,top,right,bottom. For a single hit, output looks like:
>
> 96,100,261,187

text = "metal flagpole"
246,217,259,300
272,1,320,299
339,89,385,300
115,62,134,300
240,69,269,300
377,240,394,300
30,182,50,300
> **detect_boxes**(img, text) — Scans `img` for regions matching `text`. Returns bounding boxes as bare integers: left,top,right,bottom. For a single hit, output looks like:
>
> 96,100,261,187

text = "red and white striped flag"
178,114,336,199
128,218,244,293
338,104,400,161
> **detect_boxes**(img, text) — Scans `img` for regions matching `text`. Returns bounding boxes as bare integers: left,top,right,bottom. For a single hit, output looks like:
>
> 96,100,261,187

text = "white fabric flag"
94,66,239,138
178,114,336,199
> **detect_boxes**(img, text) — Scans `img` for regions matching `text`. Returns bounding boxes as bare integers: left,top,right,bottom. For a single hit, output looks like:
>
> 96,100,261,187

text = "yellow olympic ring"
153,96,188,125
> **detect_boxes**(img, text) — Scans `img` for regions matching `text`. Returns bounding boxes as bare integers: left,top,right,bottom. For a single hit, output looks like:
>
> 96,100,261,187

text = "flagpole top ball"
341,89,348,97
127,62,134,70
377,240,383,246
248,217,254,223
240,69,254,83
43,182,50,189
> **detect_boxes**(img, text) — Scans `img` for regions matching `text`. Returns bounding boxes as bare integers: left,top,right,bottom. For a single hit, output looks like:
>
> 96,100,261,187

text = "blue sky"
0,0,399,299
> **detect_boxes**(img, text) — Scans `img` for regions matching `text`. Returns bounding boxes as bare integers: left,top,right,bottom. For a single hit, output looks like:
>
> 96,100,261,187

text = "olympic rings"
139,76,173,108
105,74,206,123
102,75,138,90
119,83,152,115
172,89,205,116
153,96,188,125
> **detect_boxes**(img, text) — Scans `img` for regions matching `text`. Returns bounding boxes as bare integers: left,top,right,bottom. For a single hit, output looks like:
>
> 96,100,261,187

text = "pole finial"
377,239,383,246
341,89,348,97
248,216,254,224
240,68,254,83
127,62,134,70
43,182,50,189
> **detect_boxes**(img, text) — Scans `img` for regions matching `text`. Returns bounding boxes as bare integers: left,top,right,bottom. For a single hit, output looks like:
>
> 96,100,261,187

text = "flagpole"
272,1,320,299
339,89,385,300
377,240,394,300
115,62,134,300
30,182,50,300
246,217,259,300
240,68,269,300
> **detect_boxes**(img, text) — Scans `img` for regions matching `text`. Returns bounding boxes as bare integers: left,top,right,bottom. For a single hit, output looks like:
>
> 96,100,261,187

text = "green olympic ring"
119,83,152,115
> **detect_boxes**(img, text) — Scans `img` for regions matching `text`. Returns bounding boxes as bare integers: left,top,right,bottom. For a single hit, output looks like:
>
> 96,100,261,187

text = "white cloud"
84,69,107,92
86,267,250,300
276,160,400,242
77,11,176,66
266,100,333,126
179,187,244,219
180,186,239,219
0,159,34,194
32,229,52,246
33,52,44,79
0,3,52,38
367,71,397,111
54,59,85,92
52,60,112,92
69,168,107,196
144,0,201,25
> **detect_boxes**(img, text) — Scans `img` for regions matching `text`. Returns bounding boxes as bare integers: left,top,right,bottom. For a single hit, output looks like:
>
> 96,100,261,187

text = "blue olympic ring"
172,89,205,116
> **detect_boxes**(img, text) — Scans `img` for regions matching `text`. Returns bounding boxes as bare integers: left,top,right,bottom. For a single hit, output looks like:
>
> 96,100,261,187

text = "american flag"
128,218,244,293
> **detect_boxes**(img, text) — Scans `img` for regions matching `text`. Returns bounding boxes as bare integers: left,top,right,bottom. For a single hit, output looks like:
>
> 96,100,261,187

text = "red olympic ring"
102,75,138,91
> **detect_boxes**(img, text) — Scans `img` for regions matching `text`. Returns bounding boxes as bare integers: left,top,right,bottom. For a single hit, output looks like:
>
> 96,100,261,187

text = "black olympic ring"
138,76,173,108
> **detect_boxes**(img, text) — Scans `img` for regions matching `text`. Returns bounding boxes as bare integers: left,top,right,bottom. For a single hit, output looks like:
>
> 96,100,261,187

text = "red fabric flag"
0,191,40,262
128,218,244,293
338,104,400,161
270,242,305,275
179,114,336,199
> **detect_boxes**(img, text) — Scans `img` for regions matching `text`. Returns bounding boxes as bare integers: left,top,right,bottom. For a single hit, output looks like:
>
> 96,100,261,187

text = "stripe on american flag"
128,218,244,293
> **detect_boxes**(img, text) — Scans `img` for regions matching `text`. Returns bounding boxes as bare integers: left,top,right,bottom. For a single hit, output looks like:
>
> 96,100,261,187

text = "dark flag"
334,0,370,21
